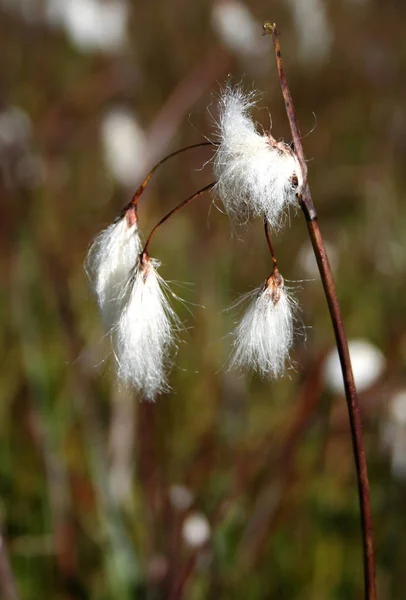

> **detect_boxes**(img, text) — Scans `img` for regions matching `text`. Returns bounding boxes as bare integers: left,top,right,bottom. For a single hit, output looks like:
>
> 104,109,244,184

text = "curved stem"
121,142,215,215
143,182,216,255
265,22,376,600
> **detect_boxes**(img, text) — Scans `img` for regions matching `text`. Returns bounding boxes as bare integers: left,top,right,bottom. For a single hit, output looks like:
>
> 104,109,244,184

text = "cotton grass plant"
85,22,376,600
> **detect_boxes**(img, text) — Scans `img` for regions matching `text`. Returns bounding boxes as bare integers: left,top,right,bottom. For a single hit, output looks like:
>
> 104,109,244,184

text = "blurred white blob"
101,108,147,188
2,0,129,51
45,0,68,27
168,485,194,511
46,0,129,53
0,105,45,189
323,339,385,394
15,153,46,188
0,0,41,24
0,106,31,147
182,513,211,548
211,0,267,60
389,391,406,425
381,391,406,479
297,240,339,279
287,0,333,63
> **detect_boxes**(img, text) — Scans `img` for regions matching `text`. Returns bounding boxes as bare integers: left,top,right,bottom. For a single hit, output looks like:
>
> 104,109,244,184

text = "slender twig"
122,142,215,213
264,22,376,600
143,182,216,255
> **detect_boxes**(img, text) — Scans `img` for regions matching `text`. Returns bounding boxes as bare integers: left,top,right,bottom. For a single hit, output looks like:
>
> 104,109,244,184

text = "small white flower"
85,208,142,328
213,86,303,228
113,253,181,400
229,269,296,378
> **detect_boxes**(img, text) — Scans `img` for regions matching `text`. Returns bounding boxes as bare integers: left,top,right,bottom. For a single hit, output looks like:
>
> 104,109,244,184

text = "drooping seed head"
213,85,303,228
229,268,296,378
112,253,182,400
85,206,142,329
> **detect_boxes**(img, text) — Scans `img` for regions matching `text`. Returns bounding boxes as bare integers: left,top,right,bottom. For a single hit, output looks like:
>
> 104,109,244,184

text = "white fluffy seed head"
213,86,303,228
229,269,296,379
113,254,181,401
85,208,142,328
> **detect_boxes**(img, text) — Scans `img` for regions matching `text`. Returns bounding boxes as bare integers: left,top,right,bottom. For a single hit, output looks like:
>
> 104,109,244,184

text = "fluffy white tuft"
113,254,181,400
229,270,296,378
213,86,303,228
85,210,142,328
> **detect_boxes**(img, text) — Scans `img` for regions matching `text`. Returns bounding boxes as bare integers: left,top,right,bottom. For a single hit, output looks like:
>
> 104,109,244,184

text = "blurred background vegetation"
1,0,406,598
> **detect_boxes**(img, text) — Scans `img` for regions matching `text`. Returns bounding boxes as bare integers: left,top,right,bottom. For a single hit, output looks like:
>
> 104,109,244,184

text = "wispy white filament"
213,86,303,228
113,255,181,400
85,213,142,328
229,271,296,378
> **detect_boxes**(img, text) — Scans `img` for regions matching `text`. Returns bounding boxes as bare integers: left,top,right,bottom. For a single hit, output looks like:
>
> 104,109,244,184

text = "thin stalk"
122,142,214,214
264,217,278,270
143,182,216,255
264,22,376,600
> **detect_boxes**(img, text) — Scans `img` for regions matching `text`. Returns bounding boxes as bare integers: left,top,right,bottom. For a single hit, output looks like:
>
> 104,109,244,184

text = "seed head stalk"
264,22,376,600
121,141,214,216
142,182,216,256
264,217,278,271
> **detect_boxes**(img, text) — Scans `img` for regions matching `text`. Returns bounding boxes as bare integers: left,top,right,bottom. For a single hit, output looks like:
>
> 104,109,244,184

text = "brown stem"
123,142,215,213
264,22,376,600
264,217,278,269
143,182,216,255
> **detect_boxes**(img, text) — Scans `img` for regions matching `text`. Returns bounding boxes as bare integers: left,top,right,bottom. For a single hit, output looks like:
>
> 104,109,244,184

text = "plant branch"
264,22,376,600
123,142,215,213
143,182,216,255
